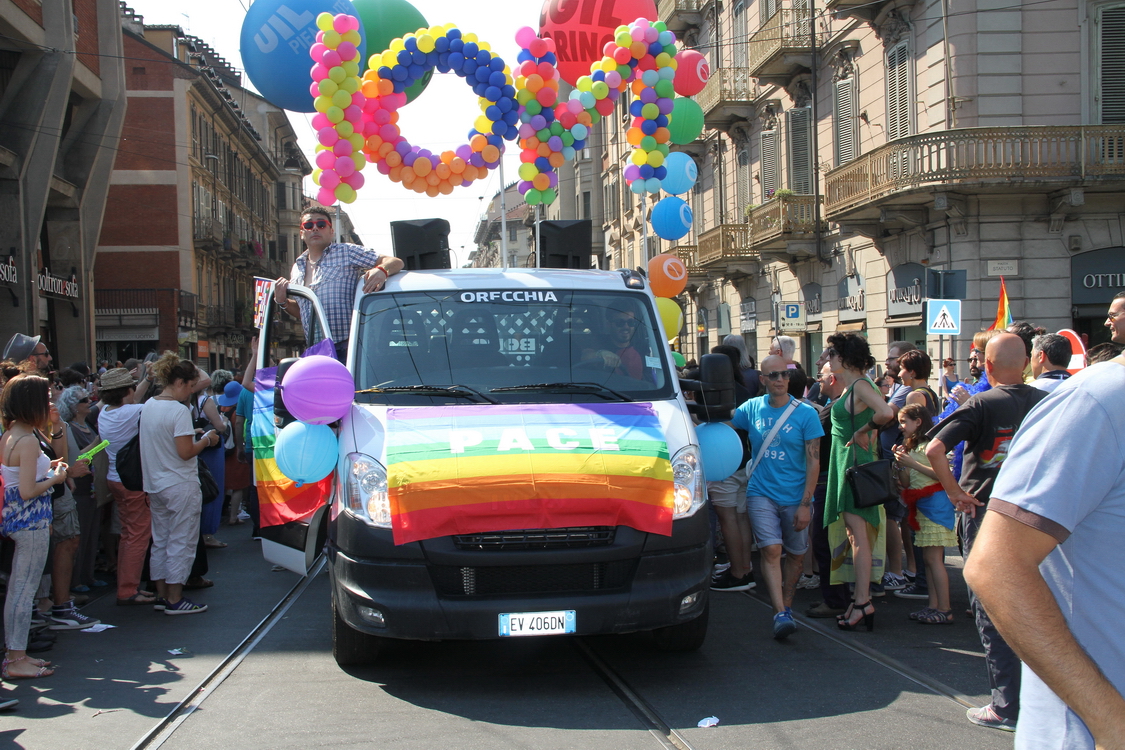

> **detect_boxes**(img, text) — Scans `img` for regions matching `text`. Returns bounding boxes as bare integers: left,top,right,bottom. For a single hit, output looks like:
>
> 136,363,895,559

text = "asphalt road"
2,526,1015,750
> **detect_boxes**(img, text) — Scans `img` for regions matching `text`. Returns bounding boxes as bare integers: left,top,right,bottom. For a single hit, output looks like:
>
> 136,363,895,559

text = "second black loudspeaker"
538,220,592,269
390,219,452,269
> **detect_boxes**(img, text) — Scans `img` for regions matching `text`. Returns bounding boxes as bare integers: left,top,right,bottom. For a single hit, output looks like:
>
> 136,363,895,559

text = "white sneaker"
797,574,820,590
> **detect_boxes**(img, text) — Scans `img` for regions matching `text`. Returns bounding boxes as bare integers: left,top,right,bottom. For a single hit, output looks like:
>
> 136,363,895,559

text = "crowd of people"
695,296,1125,744
0,332,263,708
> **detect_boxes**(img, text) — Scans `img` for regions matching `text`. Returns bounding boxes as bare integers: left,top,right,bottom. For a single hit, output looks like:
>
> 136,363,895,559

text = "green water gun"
77,439,109,463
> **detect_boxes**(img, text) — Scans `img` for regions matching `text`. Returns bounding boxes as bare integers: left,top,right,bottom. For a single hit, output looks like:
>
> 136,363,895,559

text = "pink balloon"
378,123,398,141
350,92,365,108
315,150,336,170
605,71,622,88
644,26,659,43
337,42,357,62
311,63,328,82
674,50,710,97
317,127,339,147
315,30,325,43
320,169,341,189
311,112,331,130
344,105,363,123
335,156,355,177
333,138,353,156
342,171,364,189
332,14,350,34
362,120,379,136
309,43,328,62
316,186,337,205
309,81,321,99
566,98,584,115
529,38,548,58
373,108,391,125
376,160,391,175
630,27,646,42
515,26,538,49
322,50,342,68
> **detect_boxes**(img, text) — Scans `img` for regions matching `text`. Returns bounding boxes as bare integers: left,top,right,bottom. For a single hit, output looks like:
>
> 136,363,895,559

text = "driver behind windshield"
583,306,644,379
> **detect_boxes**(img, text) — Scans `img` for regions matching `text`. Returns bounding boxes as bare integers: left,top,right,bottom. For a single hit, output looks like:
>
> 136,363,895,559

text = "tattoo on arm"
806,439,819,461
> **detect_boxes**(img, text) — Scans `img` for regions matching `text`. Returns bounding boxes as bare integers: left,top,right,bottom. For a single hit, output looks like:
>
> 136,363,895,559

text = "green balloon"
525,188,543,205
672,351,686,368
669,98,705,145
352,0,431,104
541,188,557,205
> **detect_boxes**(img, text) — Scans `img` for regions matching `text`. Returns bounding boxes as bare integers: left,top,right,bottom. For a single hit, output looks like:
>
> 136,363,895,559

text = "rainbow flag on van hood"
386,403,674,545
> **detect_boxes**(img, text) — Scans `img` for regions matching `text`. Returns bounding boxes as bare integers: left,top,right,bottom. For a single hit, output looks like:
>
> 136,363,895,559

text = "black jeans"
963,507,1020,722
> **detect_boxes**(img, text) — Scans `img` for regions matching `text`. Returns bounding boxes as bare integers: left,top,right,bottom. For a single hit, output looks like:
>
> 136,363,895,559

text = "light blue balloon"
660,152,699,195
651,195,693,240
644,177,662,193
275,421,338,487
642,69,660,87
579,91,596,109
696,422,742,482
629,179,647,194
562,145,576,160
658,66,676,80
571,123,589,140
658,30,675,46
240,0,366,112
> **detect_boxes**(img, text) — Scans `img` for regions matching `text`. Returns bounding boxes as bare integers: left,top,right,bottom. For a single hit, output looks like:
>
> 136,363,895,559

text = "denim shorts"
748,495,809,554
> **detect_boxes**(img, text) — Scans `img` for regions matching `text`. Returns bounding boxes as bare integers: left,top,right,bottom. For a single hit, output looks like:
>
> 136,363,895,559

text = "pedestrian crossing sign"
925,299,962,335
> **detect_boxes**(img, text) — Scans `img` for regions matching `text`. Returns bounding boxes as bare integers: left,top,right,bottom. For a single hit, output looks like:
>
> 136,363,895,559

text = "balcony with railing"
697,68,759,131
746,193,823,251
671,244,708,280
698,224,756,265
193,217,223,247
823,125,1125,221
747,8,819,85
657,0,703,32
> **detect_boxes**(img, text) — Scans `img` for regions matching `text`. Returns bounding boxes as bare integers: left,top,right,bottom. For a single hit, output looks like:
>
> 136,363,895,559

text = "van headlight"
671,445,704,519
345,452,391,528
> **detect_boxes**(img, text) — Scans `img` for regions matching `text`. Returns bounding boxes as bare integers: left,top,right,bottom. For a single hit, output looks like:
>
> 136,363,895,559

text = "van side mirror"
680,353,736,422
274,358,299,429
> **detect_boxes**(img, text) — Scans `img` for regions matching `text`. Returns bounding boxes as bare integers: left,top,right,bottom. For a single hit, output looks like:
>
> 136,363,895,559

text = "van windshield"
354,290,676,405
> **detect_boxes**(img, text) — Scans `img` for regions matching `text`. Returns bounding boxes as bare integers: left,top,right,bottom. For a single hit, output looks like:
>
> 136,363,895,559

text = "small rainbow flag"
988,276,1013,331
386,403,674,545
254,339,336,528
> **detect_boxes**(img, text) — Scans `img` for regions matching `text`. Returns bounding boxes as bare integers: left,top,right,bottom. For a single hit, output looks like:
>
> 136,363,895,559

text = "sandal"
837,601,876,632
917,608,954,625
117,592,157,606
909,607,937,621
2,656,54,680
203,536,228,549
184,576,214,590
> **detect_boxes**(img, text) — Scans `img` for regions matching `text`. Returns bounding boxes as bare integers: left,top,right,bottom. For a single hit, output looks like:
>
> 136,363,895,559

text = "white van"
258,267,733,667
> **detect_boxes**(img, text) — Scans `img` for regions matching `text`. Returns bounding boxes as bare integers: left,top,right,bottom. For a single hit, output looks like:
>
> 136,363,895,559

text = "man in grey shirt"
1029,333,1072,393
965,357,1125,749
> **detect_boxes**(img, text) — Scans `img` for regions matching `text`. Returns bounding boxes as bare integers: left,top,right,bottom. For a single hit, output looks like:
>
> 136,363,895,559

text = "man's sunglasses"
611,318,638,328
31,349,50,357
764,370,793,381
301,219,330,230
78,398,89,404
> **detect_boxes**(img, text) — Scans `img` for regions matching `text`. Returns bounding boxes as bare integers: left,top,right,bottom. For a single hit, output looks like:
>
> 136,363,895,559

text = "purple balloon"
281,355,353,425
395,141,412,156
548,135,564,151
640,87,658,104
530,114,547,131
403,152,417,166
461,179,474,187
469,152,485,167
624,164,641,180
518,181,531,194
548,172,558,188
519,123,536,138
608,88,620,101
657,97,674,115
456,144,473,160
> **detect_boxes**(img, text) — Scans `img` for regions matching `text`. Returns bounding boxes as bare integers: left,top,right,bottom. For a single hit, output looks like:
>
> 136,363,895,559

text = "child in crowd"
892,403,957,625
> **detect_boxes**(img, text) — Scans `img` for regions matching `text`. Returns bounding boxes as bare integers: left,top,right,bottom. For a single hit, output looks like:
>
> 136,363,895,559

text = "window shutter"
786,108,813,194
763,0,777,24
733,1,748,68
691,180,704,237
886,42,911,140
760,130,779,199
1100,6,1125,123
736,146,751,219
834,78,858,165
794,0,811,40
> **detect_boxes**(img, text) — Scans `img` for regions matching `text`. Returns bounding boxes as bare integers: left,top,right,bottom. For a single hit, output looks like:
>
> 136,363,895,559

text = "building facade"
94,6,310,372
614,0,1125,368
0,0,126,366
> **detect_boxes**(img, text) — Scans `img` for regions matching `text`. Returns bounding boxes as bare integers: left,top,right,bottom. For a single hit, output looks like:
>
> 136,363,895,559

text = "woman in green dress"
824,333,896,631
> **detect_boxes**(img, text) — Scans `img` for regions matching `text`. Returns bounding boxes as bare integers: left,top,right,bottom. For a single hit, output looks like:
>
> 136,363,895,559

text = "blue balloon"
651,196,693,240
660,152,699,195
240,0,366,112
696,422,742,482
275,422,338,487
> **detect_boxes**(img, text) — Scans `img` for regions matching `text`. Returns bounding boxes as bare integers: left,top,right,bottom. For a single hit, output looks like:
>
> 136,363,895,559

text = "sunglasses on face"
611,318,638,328
78,398,89,404
301,219,330,230
824,347,837,358
32,349,49,357
765,370,793,381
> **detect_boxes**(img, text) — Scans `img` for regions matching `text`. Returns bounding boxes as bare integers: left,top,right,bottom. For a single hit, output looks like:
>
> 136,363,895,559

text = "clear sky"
124,0,536,266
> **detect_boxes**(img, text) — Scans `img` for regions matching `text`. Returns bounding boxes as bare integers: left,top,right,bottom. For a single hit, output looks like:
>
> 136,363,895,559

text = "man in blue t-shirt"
731,355,823,640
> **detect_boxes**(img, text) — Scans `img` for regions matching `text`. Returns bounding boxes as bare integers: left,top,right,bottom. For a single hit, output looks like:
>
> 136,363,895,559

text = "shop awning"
836,322,866,332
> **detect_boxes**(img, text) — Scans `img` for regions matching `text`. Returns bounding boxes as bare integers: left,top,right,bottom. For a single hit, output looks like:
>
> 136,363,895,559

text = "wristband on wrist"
867,419,880,431
51,430,64,439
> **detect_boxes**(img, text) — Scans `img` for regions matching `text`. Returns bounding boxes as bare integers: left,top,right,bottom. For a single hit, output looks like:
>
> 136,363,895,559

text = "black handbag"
844,382,899,509
197,458,219,504
117,430,144,492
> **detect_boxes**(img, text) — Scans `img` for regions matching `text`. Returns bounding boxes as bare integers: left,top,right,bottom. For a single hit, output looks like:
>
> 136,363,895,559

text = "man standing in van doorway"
274,207,404,361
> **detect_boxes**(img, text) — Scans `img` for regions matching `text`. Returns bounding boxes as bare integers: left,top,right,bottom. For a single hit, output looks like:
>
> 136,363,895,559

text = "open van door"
255,282,336,575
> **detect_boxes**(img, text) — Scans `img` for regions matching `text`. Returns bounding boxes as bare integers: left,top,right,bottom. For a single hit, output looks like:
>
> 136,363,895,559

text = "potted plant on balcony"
772,188,794,201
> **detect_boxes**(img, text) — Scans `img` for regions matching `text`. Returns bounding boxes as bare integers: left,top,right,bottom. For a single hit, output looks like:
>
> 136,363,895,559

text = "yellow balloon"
647,150,665,168
478,41,491,52
329,66,347,84
313,96,331,114
463,32,478,43
314,143,329,152
381,51,397,68
343,60,359,77
348,133,365,150
336,120,354,138
331,89,352,109
656,298,684,340
341,76,360,94
390,38,406,52
326,106,344,124
417,34,435,53
323,30,342,48
474,115,492,133
311,168,322,186
351,153,365,170
342,30,361,45
336,184,357,203
316,12,334,31
631,149,649,166
317,78,338,96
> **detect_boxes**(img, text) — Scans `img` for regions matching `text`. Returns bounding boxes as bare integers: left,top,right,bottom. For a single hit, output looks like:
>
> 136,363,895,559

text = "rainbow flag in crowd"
988,276,1013,331
253,340,336,527
386,403,674,545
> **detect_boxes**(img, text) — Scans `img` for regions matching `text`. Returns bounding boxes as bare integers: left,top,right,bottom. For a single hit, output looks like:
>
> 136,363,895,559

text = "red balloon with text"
539,0,658,87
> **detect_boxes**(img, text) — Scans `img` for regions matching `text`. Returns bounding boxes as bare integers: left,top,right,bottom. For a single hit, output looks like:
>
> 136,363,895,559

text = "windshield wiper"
489,382,631,401
355,385,499,404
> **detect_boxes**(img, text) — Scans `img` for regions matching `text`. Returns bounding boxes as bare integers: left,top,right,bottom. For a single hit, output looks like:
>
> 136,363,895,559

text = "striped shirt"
291,243,384,343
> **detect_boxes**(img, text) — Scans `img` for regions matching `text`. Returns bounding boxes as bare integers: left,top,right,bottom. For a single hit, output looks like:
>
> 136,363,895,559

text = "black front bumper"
328,509,711,641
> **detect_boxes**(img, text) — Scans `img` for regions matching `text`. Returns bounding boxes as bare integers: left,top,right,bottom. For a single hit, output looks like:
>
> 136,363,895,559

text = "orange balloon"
426,172,441,186
626,128,644,146
524,136,541,150
577,112,592,126
462,165,479,181
385,151,402,168
362,81,380,98
526,74,543,92
631,79,645,96
440,150,455,164
654,127,670,143
450,157,466,174
470,134,488,151
537,142,552,157
435,163,451,179
548,151,565,168
413,158,432,177
365,135,383,151
481,144,500,163
378,141,395,157
532,173,550,191
388,112,399,124
647,253,689,298
378,79,394,96
426,185,440,197
401,169,416,186
438,180,454,195
388,165,403,182
630,41,647,59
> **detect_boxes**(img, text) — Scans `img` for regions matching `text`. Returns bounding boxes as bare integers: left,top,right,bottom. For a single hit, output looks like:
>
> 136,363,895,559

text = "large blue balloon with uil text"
660,152,698,195
695,422,742,482
240,0,366,112
651,196,694,241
